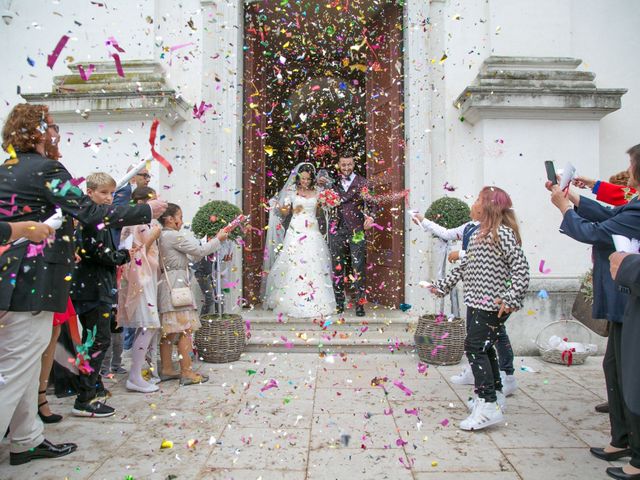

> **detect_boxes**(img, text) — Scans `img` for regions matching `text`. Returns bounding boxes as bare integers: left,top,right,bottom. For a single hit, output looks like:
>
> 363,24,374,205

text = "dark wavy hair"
2,103,48,153
627,144,640,187
295,164,316,188
131,186,156,204
158,203,181,226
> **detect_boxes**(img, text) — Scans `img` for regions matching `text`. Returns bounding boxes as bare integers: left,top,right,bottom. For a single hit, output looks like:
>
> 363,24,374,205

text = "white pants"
0,311,53,453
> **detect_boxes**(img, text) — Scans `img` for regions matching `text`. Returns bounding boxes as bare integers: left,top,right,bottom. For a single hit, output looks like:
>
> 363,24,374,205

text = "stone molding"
454,56,627,124
21,60,190,125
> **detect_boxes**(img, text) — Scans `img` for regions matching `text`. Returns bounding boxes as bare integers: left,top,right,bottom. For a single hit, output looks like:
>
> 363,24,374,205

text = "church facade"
2,0,638,352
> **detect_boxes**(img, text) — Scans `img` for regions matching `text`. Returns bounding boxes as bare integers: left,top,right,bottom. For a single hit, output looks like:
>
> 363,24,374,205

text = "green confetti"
246,369,257,375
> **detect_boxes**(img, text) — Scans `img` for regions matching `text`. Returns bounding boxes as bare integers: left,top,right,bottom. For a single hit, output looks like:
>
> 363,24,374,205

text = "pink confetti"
134,258,142,266
77,64,96,81
260,378,278,392
105,36,125,53
393,380,413,396
47,35,69,69
440,418,450,427
440,332,449,340
26,243,46,258
417,362,428,374
404,408,419,416
298,235,307,242
539,259,551,274
384,408,393,415
111,53,125,77
370,223,384,231
396,438,408,447
223,281,240,289
280,336,294,349
192,101,213,122
96,223,105,230
277,313,284,323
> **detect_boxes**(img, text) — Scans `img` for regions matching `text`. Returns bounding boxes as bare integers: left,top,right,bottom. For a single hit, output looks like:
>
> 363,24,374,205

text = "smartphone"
545,161,557,185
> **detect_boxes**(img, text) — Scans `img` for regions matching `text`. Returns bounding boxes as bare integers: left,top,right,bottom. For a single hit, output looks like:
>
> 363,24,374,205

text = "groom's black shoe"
356,305,365,317
336,304,345,314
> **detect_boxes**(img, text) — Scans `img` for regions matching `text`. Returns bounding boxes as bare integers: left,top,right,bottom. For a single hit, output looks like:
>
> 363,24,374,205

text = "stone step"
241,308,418,353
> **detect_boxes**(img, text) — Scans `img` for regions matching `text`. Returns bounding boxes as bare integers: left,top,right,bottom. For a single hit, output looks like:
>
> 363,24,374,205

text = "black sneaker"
72,400,115,418
94,388,112,403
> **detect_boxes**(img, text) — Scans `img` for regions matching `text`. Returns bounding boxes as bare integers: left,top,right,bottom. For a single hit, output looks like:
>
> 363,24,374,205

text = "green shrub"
191,200,243,240
425,197,470,229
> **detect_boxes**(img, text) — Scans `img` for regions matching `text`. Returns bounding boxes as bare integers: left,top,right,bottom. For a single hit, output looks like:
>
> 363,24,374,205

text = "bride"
262,162,336,318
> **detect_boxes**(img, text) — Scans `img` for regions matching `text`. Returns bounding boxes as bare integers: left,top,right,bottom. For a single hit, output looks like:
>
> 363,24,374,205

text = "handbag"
160,249,194,308
571,292,609,337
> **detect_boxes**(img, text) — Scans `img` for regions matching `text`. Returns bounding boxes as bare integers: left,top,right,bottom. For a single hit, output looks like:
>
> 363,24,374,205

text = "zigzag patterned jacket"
432,224,530,311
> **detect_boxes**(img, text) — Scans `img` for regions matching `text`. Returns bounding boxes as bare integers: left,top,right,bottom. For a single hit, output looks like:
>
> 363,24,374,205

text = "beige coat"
158,229,221,314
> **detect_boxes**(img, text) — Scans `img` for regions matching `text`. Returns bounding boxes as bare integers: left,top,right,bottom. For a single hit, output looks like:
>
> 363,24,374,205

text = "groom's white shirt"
341,172,356,191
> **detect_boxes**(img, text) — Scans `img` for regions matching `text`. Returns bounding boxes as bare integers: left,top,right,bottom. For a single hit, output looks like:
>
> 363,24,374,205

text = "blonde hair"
86,172,116,190
476,186,522,245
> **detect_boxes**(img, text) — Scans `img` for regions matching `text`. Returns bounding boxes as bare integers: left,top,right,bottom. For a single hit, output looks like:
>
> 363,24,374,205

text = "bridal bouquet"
318,188,341,207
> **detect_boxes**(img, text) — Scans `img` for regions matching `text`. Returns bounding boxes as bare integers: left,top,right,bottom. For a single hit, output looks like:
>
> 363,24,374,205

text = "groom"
320,152,375,316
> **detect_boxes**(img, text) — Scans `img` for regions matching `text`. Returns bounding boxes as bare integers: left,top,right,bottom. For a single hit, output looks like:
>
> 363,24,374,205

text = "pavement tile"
502,447,611,480
488,414,585,448
307,448,414,480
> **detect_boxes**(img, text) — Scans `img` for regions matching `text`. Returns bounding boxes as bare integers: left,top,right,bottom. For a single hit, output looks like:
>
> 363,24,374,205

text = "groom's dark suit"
328,173,375,307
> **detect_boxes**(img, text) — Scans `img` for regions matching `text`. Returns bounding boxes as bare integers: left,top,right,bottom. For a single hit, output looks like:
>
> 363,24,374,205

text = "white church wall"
570,0,640,178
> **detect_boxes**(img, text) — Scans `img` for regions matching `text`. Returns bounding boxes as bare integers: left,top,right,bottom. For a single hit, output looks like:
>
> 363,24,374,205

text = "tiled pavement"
0,353,622,480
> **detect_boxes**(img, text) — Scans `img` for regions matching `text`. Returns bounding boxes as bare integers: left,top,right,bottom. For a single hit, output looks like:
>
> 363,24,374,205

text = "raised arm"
42,161,152,228
559,204,640,248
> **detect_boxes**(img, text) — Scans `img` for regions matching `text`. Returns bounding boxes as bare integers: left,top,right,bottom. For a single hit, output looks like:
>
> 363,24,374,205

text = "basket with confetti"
318,188,341,208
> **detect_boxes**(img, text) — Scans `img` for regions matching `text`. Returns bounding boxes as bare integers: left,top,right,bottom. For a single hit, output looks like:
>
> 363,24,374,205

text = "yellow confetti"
160,440,173,449
431,461,438,467
64,275,72,281
264,146,274,156
5,144,16,159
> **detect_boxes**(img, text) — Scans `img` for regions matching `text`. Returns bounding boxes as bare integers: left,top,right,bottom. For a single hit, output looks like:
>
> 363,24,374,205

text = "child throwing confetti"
427,187,530,431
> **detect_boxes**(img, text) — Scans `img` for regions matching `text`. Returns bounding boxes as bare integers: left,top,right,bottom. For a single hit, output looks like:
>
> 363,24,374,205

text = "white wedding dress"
264,194,336,318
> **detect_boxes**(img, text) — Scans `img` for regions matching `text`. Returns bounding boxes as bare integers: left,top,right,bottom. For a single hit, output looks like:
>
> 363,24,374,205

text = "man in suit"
604,251,640,479
320,153,374,316
0,103,167,465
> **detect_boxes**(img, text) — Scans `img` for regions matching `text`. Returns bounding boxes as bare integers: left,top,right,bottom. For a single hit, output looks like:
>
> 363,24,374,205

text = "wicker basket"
535,319,595,366
414,314,465,366
195,314,246,363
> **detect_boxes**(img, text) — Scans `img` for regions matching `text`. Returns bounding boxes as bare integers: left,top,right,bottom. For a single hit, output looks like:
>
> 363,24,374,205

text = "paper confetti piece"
149,119,173,173
160,439,173,449
538,259,551,274
106,36,126,52
440,418,449,427
393,380,413,396
27,57,35,67
537,289,549,299
77,64,95,81
260,378,278,392
47,35,69,69
111,53,125,77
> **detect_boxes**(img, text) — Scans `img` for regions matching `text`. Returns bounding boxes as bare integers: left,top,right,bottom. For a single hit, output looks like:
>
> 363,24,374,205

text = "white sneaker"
126,379,159,393
460,398,504,431
149,376,161,385
501,372,518,397
467,391,506,412
450,366,474,385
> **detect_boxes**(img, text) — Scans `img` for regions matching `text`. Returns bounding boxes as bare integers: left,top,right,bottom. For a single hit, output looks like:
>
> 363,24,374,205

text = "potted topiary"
424,197,470,317
190,200,246,363
414,197,470,365
571,268,609,337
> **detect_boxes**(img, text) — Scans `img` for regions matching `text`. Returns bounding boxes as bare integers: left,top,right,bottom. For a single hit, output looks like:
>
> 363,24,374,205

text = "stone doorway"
242,0,405,308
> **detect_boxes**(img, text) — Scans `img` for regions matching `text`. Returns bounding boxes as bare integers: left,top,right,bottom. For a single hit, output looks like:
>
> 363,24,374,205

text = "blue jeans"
123,327,136,350
465,306,514,375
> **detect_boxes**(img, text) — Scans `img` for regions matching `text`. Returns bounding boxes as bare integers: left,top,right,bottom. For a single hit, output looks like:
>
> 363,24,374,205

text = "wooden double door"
242,2,405,308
